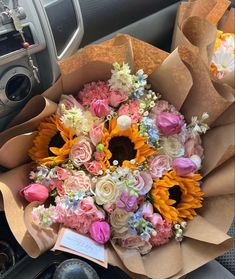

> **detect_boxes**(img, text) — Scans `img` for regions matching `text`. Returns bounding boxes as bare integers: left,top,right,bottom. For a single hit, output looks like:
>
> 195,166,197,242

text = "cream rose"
110,208,130,234
95,175,118,205
161,136,185,158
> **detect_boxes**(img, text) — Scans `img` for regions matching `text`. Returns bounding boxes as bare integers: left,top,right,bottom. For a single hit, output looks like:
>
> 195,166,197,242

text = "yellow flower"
151,170,203,223
99,118,156,170
29,115,77,166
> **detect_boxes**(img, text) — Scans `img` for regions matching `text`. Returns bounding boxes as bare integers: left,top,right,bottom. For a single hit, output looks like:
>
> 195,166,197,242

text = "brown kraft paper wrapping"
171,0,231,65
202,123,235,175
0,35,234,279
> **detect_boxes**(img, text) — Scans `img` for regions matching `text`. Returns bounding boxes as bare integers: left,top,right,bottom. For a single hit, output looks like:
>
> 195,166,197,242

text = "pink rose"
89,124,104,146
94,151,105,161
79,196,98,215
149,155,171,179
91,99,110,117
109,91,128,107
54,166,70,180
69,139,92,167
184,132,204,158
141,202,154,219
64,171,91,192
20,183,49,202
157,112,184,136
89,221,111,244
172,157,196,176
84,161,102,175
134,172,153,195
56,95,83,117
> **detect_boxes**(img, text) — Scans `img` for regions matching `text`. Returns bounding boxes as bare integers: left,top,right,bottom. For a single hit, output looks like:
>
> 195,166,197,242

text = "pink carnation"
77,81,110,106
54,196,105,234
118,100,141,124
63,171,91,192
150,100,180,120
149,214,172,246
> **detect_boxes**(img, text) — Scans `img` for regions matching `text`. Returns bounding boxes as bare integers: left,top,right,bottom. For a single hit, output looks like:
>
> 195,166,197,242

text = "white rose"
95,175,118,205
161,136,185,158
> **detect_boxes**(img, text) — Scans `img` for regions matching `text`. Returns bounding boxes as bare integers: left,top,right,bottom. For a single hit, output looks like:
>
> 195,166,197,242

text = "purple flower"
172,157,197,176
156,112,184,136
116,192,138,212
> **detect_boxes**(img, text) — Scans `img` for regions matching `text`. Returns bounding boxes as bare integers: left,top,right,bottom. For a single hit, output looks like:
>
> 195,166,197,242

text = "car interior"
0,0,234,278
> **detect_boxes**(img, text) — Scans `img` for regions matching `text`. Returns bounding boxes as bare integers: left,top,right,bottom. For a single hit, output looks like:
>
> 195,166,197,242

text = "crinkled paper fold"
172,0,235,89
0,34,234,279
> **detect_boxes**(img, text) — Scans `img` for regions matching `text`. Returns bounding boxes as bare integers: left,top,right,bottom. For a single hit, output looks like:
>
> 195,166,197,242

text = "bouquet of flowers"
0,34,234,279
19,62,207,254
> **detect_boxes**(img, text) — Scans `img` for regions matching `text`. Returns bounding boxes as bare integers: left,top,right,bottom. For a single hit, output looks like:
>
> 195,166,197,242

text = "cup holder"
5,74,31,102
0,67,33,118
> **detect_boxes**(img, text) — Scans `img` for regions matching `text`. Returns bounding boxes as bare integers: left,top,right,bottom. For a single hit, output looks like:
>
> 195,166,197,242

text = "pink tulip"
91,99,110,118
141,202,154,219
172,157,197,176
157,112,184,136
89,221,111,244
20,183,49,202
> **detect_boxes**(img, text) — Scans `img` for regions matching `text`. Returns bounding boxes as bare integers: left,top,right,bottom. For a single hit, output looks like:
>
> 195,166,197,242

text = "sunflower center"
108,136,137,165
48,132,65,156
169,185,182,207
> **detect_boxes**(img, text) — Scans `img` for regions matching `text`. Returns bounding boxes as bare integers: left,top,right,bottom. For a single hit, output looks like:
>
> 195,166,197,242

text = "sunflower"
100,118,156,170
29,115,77,167
151,170,203,224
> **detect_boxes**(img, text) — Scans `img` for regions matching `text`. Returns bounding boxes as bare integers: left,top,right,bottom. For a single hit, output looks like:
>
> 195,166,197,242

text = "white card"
60,228,105,262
